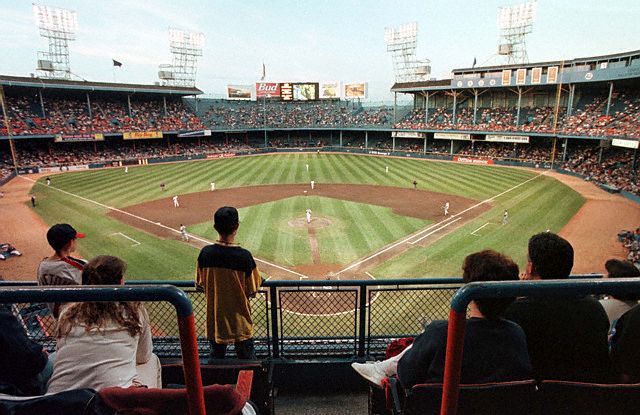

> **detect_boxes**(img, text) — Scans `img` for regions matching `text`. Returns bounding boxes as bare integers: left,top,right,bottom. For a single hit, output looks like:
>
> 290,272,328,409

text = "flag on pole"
472,57,477,68
261,62,266,81
113,59,123,67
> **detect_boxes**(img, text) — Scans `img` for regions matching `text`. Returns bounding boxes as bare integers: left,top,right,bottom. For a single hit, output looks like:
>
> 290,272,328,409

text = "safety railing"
0,285,206,415
441,278,640,415
0,275,602,362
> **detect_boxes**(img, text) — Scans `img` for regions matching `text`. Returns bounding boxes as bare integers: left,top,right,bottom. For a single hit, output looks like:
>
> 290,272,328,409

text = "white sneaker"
351,362,387,386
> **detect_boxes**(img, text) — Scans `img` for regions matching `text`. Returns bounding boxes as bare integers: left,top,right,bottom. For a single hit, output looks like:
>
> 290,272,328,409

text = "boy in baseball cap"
37,224,87,317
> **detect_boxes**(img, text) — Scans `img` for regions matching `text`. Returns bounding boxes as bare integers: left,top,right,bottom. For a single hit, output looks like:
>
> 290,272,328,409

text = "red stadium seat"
538,380,640,415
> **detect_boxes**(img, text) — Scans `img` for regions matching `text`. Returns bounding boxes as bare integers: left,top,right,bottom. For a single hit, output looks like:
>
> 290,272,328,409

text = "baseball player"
443,201,450,216
173,195,180,208
125,166,128,173
306,208,312,224
210,182,215,191
160,182,166,191
46,177,51,186
385,166,389,174
310,180,315,190
306,163,309,172
180,224,189,241
502,210,509,225
412,180,417,190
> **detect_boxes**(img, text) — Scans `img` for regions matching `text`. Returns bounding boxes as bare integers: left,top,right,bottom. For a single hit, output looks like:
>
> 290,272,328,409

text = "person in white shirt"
306,208,312,224
172,195,179,208
47,255,161,394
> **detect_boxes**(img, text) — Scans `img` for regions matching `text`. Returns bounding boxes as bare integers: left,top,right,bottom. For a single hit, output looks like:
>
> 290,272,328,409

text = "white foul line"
20,176,310,280
408,217,462,245
336,171,547,274
470,222,494,236
110,232,141,246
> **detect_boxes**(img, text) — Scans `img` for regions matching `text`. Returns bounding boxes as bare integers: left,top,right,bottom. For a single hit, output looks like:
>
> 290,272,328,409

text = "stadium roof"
392,49,640,92
0,75,202,96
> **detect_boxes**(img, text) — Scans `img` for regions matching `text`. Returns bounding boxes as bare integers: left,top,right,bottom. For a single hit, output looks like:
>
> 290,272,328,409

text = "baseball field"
18,153,586,281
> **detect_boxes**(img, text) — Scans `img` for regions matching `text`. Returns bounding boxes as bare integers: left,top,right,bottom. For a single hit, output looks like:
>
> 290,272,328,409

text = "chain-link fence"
4,279,464,360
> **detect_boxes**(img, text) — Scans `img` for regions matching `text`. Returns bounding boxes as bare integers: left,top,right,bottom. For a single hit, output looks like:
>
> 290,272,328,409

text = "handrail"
0,274,603,288
0,285,205,415
441,278,640,415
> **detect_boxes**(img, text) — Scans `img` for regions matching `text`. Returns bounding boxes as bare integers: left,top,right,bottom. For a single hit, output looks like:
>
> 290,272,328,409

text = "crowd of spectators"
200,100,392,129
618,229,640,266
562,146,638,195
394,90,640,139
1,95,205,136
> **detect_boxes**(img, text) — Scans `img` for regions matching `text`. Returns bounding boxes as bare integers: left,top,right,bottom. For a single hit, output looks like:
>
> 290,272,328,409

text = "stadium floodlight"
158,28,205,88
32,3,78,79
497,0,537,64
384,22,431,83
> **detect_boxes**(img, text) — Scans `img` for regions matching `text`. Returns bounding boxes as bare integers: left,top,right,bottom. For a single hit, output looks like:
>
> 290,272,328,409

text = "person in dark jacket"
0,310,52,395
352,250,532,387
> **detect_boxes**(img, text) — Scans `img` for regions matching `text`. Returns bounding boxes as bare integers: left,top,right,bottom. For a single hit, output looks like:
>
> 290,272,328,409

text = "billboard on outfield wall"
486,134,530,143
343,82,367,99
256,82,280,98
292,83,318,100
320,82,340,99
122,131,163,140
454,156,494,165
434,132,471,141
226,85,253,100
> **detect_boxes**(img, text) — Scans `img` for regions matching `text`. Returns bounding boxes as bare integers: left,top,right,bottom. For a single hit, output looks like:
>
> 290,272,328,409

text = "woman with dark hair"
600,259,640,331
352,250,532,388
47,256,161,394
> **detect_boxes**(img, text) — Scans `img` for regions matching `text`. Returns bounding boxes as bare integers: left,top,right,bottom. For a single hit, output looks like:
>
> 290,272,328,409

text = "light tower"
158,28,205,88
33,4,78,79
497,1,537,64
384,22,431,83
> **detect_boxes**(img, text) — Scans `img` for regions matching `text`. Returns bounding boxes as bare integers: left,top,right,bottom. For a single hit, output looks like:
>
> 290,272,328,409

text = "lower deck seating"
538,380,640,415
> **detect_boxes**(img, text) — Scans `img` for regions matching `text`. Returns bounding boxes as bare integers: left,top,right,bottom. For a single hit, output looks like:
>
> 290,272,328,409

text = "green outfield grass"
29,153,583,279
371,175,584,278
188,196,430,266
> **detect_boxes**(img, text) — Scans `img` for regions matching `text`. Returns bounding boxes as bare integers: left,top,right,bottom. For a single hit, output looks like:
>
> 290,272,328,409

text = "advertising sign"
320,82,340,99
280,83,293,101
516,68,527,85
454,156,494,165
531,67,542,84
122,131,163,140
343,82,367,99
547,66,558,83
501,69,512,86
256,82,281,98
612,138,639,149
292,83,318,100
55,133,104,142
226,85,253,100
485,134,530,143
392,131,426,139
434,132,471,141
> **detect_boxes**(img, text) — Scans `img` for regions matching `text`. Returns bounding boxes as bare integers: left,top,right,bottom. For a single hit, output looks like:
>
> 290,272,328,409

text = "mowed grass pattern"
189,196,430,266
29,153,582,279
372,175,584,279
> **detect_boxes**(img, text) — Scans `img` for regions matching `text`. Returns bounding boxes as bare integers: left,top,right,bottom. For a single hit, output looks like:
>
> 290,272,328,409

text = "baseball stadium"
0,1,639,414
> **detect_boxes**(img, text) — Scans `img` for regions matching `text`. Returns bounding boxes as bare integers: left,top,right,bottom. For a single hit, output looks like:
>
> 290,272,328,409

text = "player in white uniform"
385,166,389,174
306,208,312,224
173,195,180,208
502,210,509,225
180,224,189,241
124,166,128,173
310,180,315,190
443,201,450,216
210,182,215,191
306,164,309,172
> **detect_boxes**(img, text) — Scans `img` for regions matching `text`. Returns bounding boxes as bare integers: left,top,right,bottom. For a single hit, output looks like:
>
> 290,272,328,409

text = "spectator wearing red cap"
37,224,87,318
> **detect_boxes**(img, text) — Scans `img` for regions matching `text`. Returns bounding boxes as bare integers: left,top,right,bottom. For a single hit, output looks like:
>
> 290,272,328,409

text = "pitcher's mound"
288,217,332,229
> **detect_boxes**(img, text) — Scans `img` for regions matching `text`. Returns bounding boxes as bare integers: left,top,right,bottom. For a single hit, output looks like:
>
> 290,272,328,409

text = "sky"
1,0,639,102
